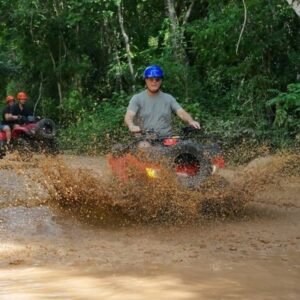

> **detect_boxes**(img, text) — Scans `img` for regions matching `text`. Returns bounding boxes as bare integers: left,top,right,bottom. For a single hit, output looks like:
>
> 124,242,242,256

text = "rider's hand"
129,125,141,133
189,120,201,129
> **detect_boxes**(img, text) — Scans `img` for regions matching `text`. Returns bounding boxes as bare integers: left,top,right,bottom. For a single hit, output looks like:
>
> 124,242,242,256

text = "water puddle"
0,152,299,299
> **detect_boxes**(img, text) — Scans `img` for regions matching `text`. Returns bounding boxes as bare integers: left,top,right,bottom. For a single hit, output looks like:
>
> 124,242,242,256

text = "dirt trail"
0,153,299,299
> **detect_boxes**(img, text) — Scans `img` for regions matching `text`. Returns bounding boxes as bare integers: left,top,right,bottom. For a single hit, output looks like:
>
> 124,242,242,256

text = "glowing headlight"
145,168,159,179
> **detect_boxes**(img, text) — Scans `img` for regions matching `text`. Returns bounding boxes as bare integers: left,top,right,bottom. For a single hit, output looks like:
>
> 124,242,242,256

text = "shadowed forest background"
0,0,299,157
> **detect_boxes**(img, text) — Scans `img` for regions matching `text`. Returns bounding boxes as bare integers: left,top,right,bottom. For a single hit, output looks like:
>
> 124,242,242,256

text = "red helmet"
17,91,28,101
6,95,15,103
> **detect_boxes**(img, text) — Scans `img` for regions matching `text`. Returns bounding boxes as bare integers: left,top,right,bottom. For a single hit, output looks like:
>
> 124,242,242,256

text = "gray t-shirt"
127,90,182,136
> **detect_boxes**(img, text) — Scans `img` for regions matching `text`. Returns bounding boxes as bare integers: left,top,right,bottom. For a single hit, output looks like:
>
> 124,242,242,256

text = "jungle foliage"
0,0,299,154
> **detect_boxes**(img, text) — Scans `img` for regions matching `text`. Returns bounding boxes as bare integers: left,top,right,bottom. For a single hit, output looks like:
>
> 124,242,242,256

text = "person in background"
124,65,200,137
1,95,17,144
11,91,33,126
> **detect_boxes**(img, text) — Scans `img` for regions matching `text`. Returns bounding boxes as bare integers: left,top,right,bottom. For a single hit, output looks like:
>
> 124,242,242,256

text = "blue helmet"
143,65,164,79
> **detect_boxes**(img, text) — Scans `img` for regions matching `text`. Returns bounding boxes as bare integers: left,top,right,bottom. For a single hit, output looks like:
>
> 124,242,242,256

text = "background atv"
0,116,58,159
108,127,225,189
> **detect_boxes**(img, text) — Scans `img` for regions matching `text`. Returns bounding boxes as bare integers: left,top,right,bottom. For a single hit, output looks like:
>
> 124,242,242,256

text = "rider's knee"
137,141,151,148
2,125,11,133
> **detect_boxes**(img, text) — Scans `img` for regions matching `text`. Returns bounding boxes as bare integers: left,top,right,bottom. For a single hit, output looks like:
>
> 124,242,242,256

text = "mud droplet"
9,259,25,265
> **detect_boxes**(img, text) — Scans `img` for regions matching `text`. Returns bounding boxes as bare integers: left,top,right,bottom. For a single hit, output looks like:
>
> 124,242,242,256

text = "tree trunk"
33,72,44,115
117,2,135,92
166,0,179,50
286,0,300,16
49,50,63,109
165,0,195,64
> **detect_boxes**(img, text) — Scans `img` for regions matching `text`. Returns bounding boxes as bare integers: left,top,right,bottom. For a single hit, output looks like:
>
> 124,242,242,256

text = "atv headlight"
145,167,159,179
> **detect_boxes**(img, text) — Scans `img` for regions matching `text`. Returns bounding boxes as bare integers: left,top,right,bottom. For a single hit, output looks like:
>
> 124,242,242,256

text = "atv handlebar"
111,126,223,157
133,126,201,140
17,115,41,124
181,125,200,134
133,126,223,146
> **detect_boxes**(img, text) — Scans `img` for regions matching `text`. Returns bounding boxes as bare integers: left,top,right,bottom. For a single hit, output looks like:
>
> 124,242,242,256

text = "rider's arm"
124,110,141,132
10,105,21,119
4,105,19,121
176,108,201,129
5,113,19,121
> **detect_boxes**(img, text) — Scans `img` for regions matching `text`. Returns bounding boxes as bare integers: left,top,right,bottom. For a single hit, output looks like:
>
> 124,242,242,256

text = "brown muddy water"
0,153,299,299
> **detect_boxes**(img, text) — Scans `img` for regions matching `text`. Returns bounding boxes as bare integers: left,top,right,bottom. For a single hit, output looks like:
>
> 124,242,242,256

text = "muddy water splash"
36,153,299,225
1,152,300,300
0,153,48,210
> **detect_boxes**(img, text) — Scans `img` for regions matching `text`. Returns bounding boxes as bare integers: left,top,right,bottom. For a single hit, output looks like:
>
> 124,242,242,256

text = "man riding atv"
108,65,224,189
124,65,200,138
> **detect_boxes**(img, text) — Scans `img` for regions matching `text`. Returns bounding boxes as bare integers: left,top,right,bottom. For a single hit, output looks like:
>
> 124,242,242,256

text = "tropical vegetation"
0,0,299,157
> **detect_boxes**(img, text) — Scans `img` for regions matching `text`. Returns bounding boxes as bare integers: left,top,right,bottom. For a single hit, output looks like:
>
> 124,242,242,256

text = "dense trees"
0,0,299,152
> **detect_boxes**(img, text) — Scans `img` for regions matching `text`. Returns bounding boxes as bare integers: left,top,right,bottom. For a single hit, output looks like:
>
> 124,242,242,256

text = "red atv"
0,116,58,158
108,127,225,189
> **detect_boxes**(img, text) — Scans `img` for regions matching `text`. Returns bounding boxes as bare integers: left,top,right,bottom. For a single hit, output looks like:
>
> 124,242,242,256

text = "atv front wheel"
166,142,213,189
35,118,56,139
